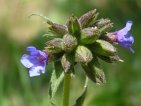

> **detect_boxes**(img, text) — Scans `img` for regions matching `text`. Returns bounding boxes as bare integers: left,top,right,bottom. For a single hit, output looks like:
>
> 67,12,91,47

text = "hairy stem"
62,73,71,106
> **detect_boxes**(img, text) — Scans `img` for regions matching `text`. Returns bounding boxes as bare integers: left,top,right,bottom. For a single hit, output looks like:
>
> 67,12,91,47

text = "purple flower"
20,46,48,77
114,21,134,53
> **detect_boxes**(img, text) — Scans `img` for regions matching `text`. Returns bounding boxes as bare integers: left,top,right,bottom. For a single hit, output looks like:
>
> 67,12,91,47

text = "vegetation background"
0,0,141,106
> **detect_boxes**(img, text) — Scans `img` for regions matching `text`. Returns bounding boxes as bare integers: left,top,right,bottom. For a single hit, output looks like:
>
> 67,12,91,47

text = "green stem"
63,73,71,106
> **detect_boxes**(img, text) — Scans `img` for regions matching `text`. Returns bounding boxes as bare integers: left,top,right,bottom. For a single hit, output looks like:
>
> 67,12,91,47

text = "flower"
114,21,134,53
20,46,48,77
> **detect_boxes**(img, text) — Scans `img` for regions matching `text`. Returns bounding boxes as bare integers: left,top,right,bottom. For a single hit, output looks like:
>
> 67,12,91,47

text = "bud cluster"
43,9,129,84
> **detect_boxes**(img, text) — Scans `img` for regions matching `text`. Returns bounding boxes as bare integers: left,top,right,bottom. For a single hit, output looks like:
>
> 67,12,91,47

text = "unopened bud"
99,23,113,33
45,38,63,53
79,9,99,28
66,16,81,36
80,27,100,44
47,20,68,36
91,40,117,56
62,34,77,52
96,18,111,27
75,46,93,63
61,54,73,73
98,54,124,63
82,58,106,84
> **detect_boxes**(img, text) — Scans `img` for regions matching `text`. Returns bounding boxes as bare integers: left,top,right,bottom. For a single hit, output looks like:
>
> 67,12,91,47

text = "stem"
63,73,71,106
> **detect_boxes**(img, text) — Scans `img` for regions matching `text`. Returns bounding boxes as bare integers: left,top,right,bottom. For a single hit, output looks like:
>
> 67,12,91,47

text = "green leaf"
73,77,88,106
49,61,64,106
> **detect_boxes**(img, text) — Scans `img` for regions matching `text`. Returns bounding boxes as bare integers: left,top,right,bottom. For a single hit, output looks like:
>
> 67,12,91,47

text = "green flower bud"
66,16,81,36
47,20,68,36
75,46,93,63
80,27,100,44
61,54,73,73
62,34,77,52
79,9,99,28
91,40,117,56
98,55,124,63
82,58,106,84
45,38,63,53
99,23,113,33
96,18,111,28
94,18,113,33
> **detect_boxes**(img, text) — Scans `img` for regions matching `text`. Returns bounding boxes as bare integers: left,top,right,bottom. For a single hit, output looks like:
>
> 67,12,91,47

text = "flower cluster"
20,10,134,84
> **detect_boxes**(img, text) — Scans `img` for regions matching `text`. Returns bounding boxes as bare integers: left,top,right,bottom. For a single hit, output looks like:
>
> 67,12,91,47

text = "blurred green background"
0,0,141,106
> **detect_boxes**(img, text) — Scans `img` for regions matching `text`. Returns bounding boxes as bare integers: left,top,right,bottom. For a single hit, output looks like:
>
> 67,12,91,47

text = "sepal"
91,40,117,56
45,38,63,53
82,58,106,84
66,16,81,36
80,27,100,44
47,20,68,36
75,46,93,63
79,9,99,28
61,54,74,73
62,34,78,52
98,54,124,63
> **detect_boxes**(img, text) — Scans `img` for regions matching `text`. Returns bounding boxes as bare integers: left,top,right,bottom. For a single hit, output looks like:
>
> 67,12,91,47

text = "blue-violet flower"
20,46,48,77
114,21,134,53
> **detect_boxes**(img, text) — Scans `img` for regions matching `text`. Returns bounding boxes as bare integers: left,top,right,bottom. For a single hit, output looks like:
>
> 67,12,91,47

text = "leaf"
49,61,64,106
73,77,88,106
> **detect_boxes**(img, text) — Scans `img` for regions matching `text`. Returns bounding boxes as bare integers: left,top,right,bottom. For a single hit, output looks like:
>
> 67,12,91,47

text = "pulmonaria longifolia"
20,9,134,84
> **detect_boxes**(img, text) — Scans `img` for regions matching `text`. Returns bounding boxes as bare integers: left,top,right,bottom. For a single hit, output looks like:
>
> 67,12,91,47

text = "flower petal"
117,32,134,52
117,21,133,36
26,46,36,52
20,54,34,68
26,46,40,56
39,51,48,59
29,65,46,77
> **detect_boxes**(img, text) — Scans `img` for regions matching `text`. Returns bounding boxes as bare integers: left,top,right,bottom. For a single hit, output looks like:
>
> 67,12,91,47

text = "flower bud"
95,18,113,33
61,54,73,73
82,58,106,84
66,16,81,36
47,20,68,36
75,46,93,63
45,38,63,53
62,34,77,52
91,40,117,56
98,55,124,63
99,23,113,33
79,9,99,28
80,27,100,44
96,18,111,27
